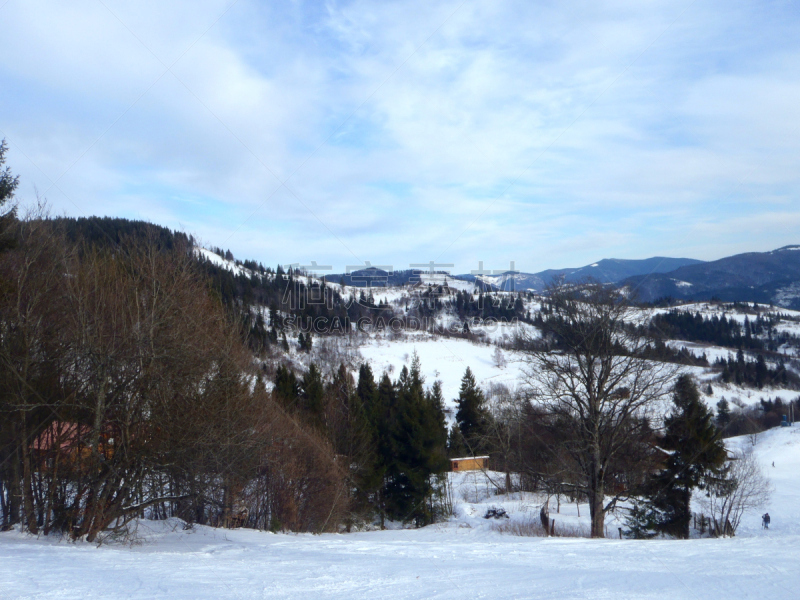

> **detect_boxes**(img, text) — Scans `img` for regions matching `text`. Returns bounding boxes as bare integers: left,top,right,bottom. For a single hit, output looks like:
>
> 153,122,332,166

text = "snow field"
356,335,525,412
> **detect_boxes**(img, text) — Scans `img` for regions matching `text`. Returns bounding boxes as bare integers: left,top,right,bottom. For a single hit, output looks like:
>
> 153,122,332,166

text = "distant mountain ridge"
620,245,800,309
455,256,704,292
224,239,800,309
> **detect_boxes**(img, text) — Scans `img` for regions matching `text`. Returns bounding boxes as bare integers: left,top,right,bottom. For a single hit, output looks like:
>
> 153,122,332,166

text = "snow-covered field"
357,335,524,411
2,427,798,600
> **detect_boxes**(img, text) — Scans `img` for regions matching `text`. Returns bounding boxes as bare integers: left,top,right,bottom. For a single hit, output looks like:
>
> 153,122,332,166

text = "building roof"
450,456,490,461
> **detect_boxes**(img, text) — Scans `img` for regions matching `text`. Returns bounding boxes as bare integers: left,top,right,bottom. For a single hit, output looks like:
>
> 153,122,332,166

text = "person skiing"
762,513,770,529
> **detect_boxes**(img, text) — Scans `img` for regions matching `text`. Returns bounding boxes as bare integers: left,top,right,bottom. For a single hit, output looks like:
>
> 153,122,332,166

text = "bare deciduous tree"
1,218,348,539
519,281,676,537
702,449,771,536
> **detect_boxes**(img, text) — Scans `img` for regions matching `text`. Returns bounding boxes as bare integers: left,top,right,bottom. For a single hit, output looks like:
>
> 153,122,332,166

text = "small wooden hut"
449,456,489,472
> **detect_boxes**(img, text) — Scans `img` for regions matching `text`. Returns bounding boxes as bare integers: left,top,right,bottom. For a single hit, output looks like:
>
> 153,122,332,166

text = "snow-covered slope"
357,334,524,410
724,426,800,537
195,247,251,278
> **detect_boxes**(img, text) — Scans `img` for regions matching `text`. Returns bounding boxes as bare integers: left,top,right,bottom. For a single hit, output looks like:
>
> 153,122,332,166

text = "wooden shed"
450,456,489,472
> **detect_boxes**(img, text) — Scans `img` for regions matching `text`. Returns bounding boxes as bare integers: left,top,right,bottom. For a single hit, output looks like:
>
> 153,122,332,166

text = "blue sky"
1,0,799,274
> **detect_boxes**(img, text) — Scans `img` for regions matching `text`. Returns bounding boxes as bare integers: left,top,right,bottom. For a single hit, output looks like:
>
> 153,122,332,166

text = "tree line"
0,200,347,538
272,354,450,528
714,349,798,389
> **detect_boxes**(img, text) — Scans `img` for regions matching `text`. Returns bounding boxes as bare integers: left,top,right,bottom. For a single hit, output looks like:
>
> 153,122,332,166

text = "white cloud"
1,0,799,272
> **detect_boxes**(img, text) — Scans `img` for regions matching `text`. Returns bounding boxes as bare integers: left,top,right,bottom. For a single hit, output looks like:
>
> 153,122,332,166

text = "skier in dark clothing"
762,513,770,529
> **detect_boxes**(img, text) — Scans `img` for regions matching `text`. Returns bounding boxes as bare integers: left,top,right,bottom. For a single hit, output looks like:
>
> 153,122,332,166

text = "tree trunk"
7,446,22,528
589,491,605,538
681,486,691,540
20,415,38,534
589,436,605,538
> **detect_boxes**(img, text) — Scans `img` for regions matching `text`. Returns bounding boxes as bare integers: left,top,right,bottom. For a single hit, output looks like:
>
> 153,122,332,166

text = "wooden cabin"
450,456,489,472
31,421,115,470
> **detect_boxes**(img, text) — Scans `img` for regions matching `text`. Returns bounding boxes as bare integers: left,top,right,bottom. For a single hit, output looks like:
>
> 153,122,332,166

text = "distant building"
450,456,489,472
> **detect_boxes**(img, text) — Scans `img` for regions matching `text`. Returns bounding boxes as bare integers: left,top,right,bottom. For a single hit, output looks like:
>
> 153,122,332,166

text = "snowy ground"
357,334,525,411
2,427,798,600
352,330,797,416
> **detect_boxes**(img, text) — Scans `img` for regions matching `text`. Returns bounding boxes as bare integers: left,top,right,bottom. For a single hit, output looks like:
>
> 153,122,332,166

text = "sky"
1,0,800,275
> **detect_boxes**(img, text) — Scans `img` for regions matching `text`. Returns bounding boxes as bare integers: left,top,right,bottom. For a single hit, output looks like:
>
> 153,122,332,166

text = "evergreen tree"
0,139,19,211
0,139,19,250
356,363,378,417
640,375,727,539
274,365,299,407
423,379,449,471
447,422,467,457
755,354,767,389
455,367,489,454
716,397,731,428
624,502,659,539
427,380,449,449
372,372,398,528
280,331,290,352
327,364,374,530
268,304,279,330
301,363,325,429
352,364,383,517
382,356,448,526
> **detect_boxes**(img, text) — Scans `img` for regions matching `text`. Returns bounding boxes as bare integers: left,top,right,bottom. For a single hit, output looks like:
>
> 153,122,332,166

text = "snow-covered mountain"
455,256,703,292
621,245,800,308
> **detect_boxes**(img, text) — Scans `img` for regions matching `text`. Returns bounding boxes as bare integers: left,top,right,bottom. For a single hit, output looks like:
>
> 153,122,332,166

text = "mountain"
455,257,703,292
620,245,800,308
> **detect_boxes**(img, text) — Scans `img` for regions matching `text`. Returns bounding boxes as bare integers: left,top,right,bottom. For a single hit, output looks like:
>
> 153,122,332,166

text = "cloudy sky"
1,0,799,273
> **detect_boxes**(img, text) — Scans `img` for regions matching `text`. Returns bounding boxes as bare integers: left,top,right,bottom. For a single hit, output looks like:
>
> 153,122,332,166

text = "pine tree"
0,139,19,251
447,422,467,457
455,367,489,454
755,354,767,389
352,364,383,518
301,363,325,429
624,501,659,539
427,380,448,448
280,331,290,352
327,364,374,530
268,304,280,329
356,363,378,417
423,378,449,471
274,365,299,407
383,356,448,526
305,332,313,353
0,139,19,211
716,397,731,428
372,372,398,528
642,375,727,539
